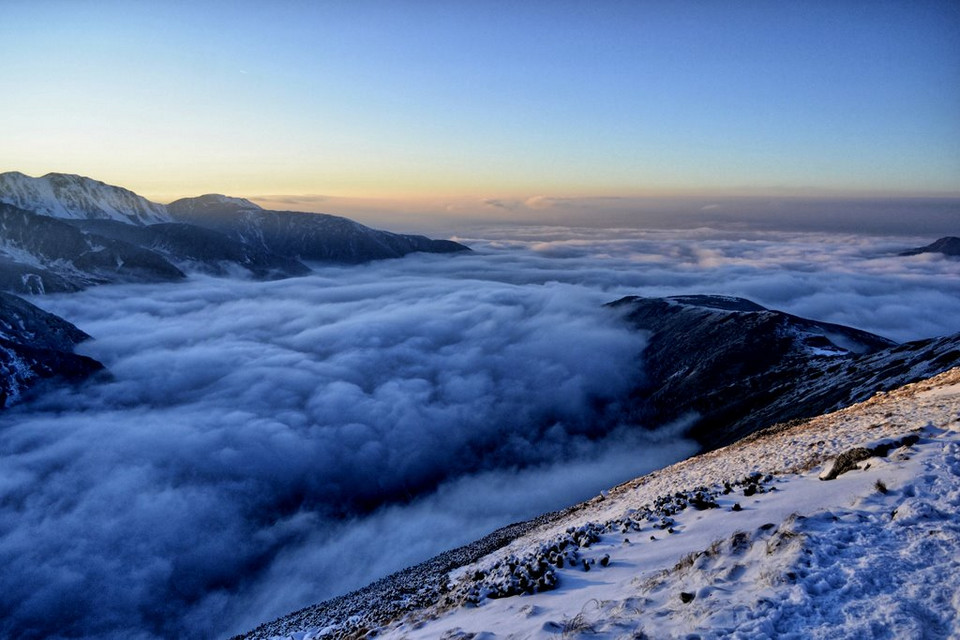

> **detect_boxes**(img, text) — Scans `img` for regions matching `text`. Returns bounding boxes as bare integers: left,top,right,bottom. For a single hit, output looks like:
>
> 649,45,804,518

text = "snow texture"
249,367,960,640
0,172,170,225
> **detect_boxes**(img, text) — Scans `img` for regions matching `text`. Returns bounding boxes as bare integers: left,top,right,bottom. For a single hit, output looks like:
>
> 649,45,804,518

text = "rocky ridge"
610,294,959,448
0,291,102,406
899,236,960,257
0,202,186,293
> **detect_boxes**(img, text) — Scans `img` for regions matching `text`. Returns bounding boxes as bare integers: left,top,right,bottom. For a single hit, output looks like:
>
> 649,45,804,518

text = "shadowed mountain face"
0,291,103,407
611,295,959,448
900,236,960,257
0,203,186,294
68,219,311,280
167,195,470,263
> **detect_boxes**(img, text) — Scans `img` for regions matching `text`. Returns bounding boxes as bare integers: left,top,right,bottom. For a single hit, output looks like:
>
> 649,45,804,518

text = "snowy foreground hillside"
244,367,960,639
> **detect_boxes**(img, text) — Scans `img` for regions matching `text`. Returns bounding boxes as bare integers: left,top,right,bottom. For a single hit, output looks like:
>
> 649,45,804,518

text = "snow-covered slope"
0,172,170,225
240,367,960,639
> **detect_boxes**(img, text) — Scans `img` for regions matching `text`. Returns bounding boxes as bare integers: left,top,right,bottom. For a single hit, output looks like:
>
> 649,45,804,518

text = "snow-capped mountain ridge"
0,172,171,225
0,202,186,293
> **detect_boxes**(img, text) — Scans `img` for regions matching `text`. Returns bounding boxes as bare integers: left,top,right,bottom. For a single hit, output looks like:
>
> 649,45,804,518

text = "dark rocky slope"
69,219,310,280
611,294,960,448
0,291,103,407
0,203,185,294
899,236,960,257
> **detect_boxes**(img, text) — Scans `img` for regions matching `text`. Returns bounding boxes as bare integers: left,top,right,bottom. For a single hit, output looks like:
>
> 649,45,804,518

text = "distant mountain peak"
167,195,471,262
900,236,960,258
167,193,263,212
0,171,170,225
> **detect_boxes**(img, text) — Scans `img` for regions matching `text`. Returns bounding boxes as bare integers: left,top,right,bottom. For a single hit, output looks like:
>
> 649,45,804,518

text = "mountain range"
0,171,471,406
167,194,467,263
0,172,957,430
0,172,470,295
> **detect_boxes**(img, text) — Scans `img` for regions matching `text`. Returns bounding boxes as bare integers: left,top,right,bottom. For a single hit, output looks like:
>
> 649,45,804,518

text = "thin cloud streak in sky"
0,228,957,638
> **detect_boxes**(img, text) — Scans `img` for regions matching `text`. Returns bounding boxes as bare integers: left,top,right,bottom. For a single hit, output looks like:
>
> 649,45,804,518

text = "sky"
2,1,959,226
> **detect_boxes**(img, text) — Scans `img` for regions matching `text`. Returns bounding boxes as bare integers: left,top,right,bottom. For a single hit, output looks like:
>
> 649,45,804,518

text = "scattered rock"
820,435,921,481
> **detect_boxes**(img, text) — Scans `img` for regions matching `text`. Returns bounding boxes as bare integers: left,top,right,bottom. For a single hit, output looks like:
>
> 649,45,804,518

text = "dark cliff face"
167,196,471,263
610,295,959,449
0,292,103,407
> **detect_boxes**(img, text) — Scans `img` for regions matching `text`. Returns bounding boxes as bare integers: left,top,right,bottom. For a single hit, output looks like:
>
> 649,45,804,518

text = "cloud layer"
0,227,957,639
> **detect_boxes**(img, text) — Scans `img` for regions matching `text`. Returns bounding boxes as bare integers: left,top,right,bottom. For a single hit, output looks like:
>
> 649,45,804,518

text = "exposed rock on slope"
610,295,959,448
0,292,103,407
168,194,470,263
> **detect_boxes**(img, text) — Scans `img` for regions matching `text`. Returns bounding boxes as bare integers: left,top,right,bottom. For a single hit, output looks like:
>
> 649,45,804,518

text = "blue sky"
2,0,958,221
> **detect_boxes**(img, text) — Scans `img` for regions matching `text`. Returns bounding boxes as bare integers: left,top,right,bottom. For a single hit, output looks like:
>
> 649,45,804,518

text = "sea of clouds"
0,227,957,639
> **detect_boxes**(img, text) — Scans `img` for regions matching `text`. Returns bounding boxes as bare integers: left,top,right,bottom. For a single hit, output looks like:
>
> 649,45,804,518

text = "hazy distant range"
303,194,960,238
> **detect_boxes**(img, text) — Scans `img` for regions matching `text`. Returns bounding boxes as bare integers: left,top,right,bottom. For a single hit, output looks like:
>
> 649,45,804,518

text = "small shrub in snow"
453,476,777,607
